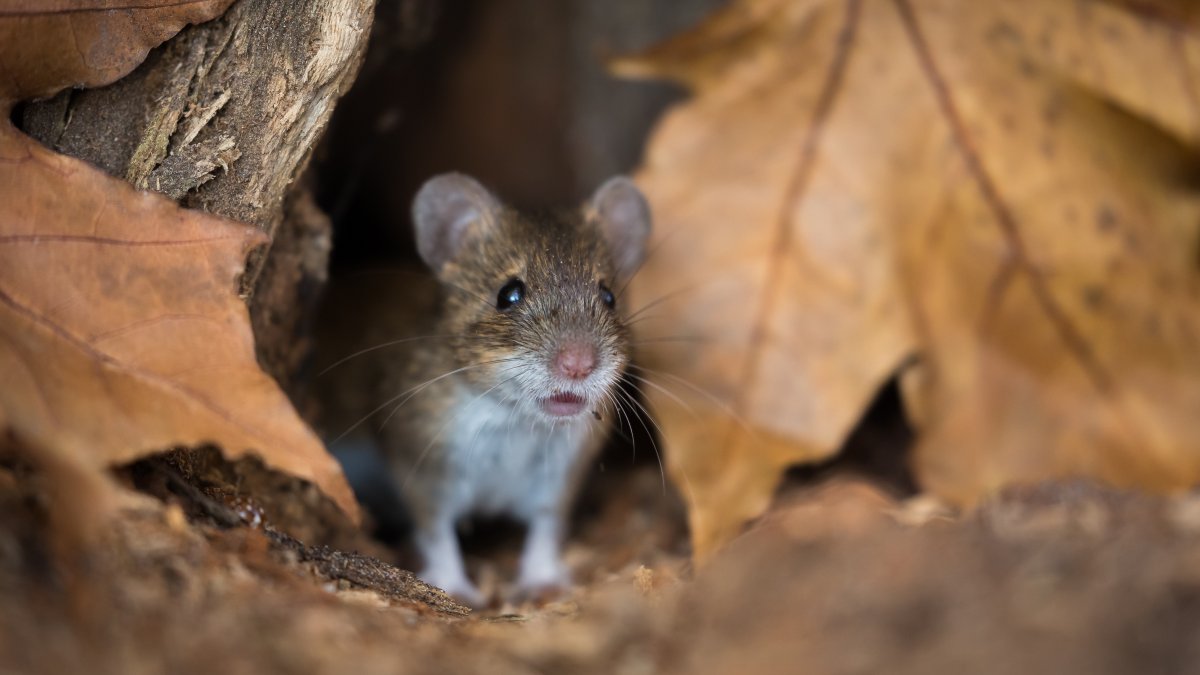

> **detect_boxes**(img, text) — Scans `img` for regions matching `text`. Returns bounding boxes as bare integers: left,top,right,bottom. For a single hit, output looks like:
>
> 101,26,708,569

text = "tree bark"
21,0,376,395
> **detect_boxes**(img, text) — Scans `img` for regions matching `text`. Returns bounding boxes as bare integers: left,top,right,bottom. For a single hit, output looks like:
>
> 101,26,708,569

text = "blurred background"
313,0,724,268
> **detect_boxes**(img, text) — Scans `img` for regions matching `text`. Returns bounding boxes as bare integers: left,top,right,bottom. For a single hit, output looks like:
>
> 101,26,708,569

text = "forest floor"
2,449,1200,675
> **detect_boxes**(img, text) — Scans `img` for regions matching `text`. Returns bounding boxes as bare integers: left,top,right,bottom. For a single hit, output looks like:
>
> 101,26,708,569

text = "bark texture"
21,0,375,392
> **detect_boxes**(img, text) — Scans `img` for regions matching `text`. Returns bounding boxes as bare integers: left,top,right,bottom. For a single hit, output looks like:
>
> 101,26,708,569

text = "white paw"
516,557,571,598
420,567,486,608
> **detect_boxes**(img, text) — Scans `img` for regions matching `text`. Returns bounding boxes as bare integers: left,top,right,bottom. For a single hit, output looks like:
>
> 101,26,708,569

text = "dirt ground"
3,445,1200,675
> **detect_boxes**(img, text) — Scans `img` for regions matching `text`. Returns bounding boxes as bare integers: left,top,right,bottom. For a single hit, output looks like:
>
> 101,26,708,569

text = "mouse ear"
586,176,652,280
412,173,501,273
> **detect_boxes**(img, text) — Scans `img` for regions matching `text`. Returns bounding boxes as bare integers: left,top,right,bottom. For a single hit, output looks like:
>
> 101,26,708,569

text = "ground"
2,448,1198,674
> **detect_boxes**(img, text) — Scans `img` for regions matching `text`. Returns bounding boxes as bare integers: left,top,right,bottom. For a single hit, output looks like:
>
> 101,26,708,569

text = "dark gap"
778,375,918,499
9,102,24,130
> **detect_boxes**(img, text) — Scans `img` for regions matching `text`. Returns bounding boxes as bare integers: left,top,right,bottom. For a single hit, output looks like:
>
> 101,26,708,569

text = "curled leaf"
0,1,359,523
622,0,1200,558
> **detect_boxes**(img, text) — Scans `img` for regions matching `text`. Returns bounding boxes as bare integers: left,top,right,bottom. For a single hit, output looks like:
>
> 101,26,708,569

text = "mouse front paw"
514,559,571,603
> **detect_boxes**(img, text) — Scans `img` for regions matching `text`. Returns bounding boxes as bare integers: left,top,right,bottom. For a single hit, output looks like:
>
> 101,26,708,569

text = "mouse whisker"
622,284,700,325
624,313,667,330
401,369,525,490
627,335,710,347
329,357,518,445
627,363,755,436
624,372,695,418
378,360,523,432
318,334,487,376
345,267,494,310
612,384,667,494
598,389,636,453
615,382,705,516
613,392,637,453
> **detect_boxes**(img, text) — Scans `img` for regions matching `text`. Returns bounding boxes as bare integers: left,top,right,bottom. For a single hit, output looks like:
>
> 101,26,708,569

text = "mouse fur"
368,173,651,606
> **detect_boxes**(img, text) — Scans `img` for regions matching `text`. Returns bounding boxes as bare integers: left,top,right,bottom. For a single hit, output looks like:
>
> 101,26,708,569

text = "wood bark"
21,0,376,394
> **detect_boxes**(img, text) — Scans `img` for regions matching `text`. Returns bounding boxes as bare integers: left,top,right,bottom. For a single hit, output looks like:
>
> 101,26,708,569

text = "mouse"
357,173,652,606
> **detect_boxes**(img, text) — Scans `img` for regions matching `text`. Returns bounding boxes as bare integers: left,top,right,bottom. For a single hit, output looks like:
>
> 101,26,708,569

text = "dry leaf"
619,0,1200,558
0,1,235,102
0,2,358,523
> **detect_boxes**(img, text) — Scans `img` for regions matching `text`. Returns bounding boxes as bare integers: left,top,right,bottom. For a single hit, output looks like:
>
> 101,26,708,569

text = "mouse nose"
553,341,596,380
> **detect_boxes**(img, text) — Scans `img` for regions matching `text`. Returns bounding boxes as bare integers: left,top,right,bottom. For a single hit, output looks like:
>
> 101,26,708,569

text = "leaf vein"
895,0,1115,395
726,0,864,443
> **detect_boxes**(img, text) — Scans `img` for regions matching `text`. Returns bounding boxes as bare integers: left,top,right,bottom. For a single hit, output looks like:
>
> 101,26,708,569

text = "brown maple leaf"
0,2,358,526
617,0,1200,558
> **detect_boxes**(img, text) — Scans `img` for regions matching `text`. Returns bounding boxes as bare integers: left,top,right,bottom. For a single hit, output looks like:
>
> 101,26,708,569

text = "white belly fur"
431,386,600,522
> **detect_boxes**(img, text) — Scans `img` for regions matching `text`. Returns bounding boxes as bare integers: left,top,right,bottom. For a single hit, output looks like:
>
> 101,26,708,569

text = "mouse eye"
599,283,615,310
497,278,525,310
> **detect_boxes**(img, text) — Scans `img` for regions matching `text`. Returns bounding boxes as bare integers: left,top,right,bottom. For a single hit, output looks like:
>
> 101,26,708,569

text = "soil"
3,446,1199,674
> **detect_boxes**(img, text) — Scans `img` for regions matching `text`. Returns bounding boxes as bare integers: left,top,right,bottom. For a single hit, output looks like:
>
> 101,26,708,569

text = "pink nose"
553,342,596,380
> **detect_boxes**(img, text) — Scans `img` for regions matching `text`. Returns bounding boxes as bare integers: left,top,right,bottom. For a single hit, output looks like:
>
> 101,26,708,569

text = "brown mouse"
353,173,651,606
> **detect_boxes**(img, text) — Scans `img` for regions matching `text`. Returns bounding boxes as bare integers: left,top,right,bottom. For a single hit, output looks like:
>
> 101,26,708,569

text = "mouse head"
412,173,651,423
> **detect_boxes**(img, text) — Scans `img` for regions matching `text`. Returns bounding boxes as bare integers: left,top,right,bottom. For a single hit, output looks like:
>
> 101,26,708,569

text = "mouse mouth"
541,391,588,418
